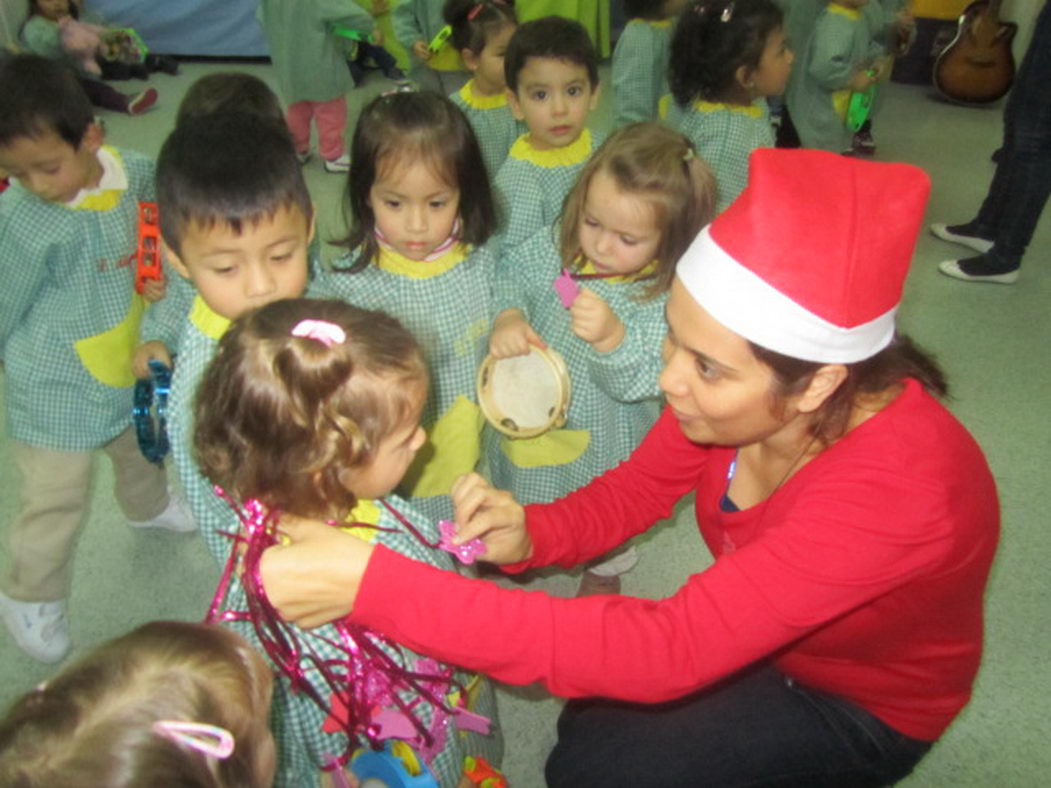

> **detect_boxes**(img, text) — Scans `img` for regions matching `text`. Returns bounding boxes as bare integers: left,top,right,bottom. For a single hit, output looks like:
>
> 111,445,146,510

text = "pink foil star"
438,520,485,565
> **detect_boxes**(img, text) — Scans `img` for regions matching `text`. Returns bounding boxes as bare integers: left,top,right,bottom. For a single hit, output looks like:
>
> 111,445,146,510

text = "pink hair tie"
291,319,347,347
153,721,235,760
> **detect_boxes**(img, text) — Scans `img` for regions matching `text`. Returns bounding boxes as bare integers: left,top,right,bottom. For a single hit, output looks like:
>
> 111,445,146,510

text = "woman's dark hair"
753,334,949,444
0,54,93,148
669,0,782,106
194,299,427,522
443,0,517,54
337,91,495,272
156,112,313,258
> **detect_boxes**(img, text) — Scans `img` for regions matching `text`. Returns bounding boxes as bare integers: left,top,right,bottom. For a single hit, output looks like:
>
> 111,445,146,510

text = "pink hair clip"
291,319,347,347
153,721,235,760
468,2,485,19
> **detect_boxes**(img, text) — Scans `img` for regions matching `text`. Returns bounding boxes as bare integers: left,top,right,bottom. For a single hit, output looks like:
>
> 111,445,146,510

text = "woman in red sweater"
260,149,999,786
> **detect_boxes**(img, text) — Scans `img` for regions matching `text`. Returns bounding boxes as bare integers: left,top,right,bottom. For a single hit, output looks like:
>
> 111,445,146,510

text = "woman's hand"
259,515,375,629
489,309,546,359
570,288,625,352
451,473,533,565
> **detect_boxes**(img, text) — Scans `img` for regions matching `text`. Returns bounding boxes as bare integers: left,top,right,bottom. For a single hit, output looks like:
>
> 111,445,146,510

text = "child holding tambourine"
485,122,715,594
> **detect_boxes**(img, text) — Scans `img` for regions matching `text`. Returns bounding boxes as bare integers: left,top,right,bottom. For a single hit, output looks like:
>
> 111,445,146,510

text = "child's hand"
371,0,390,15
489,309,546,359
131,340,171,379
141,276,166,303
849,66,877,92
261,514,376,629
570,288,625,353
412,40,432,61
451,473,533,565
369,27,385,47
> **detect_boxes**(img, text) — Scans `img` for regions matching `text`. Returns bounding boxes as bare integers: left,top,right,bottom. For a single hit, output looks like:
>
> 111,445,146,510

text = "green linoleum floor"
1,60,1049,786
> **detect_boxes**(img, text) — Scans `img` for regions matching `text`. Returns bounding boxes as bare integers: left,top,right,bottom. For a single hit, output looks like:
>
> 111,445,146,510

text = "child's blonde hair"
0,621,274,788
194,298,428,522
559,122,717,297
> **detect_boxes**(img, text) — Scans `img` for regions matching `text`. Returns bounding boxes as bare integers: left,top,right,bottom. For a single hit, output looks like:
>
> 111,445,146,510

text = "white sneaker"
128,491,197,532
323,153,351,173
0,589,71,663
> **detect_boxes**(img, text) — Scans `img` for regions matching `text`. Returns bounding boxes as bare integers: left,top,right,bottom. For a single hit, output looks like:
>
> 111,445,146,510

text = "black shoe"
852,129,876,155
938,254,1019,284
347,59,366,86
146,54,180,75
929,222,994,254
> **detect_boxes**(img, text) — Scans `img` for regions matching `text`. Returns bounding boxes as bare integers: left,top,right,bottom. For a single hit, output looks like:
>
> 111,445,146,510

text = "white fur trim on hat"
677,227,897,364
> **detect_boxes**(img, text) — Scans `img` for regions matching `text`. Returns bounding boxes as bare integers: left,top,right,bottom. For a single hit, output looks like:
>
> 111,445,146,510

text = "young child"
316,91,496,523
612,0,685,127
785,0,879,153
130,73,293,377
257,0,377,172
0,621,276,786
493,16,603,255
445,0,523,179
486,123,715,593
20,0,160,115
669,0,792,212
851,0,914,154
195,298,502,787
394,0,470,93
0,55,190,665
131,114,320,782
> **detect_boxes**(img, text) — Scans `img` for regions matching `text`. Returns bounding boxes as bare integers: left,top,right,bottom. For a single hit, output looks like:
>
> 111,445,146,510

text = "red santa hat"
676,149,931,363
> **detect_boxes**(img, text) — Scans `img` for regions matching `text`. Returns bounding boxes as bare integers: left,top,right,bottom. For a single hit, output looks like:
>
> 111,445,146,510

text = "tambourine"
477,346,571,439
133,358,172,464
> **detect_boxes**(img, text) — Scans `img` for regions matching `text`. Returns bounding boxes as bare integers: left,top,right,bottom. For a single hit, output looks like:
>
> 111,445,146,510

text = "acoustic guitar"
933,0,1017,104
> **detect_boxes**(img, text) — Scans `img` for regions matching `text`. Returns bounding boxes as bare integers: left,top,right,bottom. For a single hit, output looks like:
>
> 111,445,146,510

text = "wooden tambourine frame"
477,346,571,439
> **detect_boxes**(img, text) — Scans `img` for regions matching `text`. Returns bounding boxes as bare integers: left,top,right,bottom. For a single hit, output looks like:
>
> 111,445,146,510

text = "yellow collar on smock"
693,100,764,118
509,128,593,168
190,295,232,341
458,79,509,109
67,146,127,212
376,242,470,279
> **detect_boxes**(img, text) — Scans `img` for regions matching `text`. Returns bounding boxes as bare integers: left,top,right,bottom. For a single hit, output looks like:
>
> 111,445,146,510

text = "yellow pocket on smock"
403,395,484,498
74,293,145,388
500,428,590,468
833,89,851,122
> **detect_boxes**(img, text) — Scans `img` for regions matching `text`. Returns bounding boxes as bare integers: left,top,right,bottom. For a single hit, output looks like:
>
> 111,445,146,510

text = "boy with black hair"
0,54,188,664
494,15,603,253
133,113,323,783
134,112,317,566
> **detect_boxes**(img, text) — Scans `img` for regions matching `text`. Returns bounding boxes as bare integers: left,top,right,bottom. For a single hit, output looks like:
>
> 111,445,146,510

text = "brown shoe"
576,570,621,597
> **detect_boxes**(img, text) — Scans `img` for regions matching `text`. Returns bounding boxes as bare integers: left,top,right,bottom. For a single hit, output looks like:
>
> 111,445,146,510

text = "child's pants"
286,96,348,162
1,428,168,602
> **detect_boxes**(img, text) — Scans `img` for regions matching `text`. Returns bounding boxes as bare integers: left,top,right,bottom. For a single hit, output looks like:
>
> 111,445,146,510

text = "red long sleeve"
353,381,998,740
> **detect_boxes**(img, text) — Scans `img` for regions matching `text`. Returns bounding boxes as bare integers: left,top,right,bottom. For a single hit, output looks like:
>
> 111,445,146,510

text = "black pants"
546,666,932,787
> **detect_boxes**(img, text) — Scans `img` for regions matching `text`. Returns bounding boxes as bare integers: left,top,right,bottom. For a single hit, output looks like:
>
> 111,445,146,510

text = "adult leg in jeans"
953,2,1051,276
545,665,932,788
